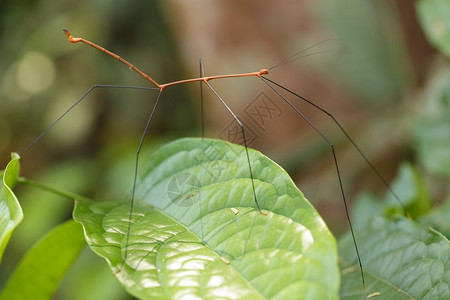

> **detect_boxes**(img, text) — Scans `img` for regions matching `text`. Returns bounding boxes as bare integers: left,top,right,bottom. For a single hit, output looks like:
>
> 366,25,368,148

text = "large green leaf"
339,217,450,300
416,0,450,57
0,153,23,262
74,138,339,300
0,220,85,300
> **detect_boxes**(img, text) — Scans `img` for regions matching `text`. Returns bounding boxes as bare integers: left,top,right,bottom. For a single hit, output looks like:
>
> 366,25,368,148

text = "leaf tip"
10,152,20,160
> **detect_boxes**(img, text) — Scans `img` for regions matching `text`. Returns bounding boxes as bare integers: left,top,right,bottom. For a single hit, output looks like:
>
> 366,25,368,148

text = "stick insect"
18,29,407,292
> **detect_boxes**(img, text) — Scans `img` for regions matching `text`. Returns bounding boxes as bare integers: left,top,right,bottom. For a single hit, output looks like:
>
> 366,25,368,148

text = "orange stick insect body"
63,29,268,92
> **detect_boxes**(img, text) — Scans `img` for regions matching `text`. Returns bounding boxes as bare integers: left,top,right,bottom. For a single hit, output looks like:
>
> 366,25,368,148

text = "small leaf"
74,138,340,299
416,0,450,57
384,162,431,218
339,217,450,300
0,220,85,300
352,162,431,229
0,153,23,262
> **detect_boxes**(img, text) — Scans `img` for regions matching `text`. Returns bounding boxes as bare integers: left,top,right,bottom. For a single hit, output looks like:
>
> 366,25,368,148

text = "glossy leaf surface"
74,138,339,300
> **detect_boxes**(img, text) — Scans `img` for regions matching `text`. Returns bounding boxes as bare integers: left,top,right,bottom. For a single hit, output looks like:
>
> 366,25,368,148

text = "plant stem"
17,177,90,203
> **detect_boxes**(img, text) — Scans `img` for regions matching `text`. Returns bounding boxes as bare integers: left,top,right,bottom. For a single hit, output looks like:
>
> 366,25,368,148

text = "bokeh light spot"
16,51,56,94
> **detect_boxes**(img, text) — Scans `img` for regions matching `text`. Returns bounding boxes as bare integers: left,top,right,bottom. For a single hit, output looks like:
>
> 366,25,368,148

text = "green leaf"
0,220,85,300
0,153,23,263
352,162,431,230
74,138,340,300
384,162,431,218
339,217,450,300
416,0,450,57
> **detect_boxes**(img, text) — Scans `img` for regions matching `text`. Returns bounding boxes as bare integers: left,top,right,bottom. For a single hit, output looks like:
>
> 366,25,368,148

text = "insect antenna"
268,39,335,71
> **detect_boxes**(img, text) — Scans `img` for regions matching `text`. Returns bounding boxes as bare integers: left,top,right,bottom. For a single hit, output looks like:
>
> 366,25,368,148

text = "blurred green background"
0,0,449,299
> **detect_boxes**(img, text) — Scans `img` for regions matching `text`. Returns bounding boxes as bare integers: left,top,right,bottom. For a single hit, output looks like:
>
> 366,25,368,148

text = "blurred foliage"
317,0,412,104
352,162,432,228
1,220,85,300
413,66,450,177
0,0,449,299
417,0,450,57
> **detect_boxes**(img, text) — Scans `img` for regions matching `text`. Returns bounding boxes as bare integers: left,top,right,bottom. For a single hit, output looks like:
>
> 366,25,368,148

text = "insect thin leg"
199,58,205,139
17,84,158,153
261,78,365,288
262,76,405,211
120,90,163,271
204,82,263,214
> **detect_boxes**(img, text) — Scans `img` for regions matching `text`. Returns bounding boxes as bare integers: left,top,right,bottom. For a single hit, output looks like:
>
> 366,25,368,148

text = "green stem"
17,177,90,203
